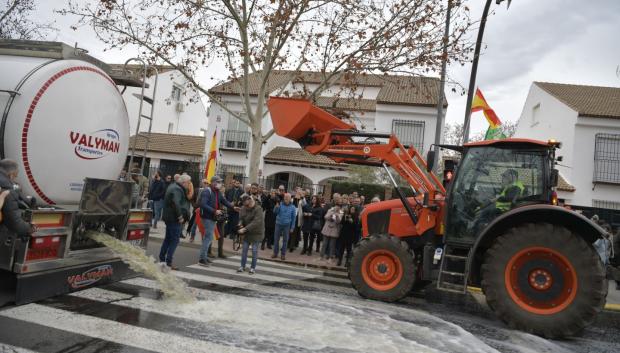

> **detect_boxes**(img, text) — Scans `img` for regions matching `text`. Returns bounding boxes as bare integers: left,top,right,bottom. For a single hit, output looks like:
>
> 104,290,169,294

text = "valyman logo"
67,264,114,289
70,129,121,160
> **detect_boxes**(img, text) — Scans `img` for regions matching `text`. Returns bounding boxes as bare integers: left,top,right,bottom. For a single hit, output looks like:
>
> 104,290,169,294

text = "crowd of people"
124,167,379,274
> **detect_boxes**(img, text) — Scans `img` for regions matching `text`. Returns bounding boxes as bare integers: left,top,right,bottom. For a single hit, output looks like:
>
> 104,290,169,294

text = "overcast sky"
36,0,620,136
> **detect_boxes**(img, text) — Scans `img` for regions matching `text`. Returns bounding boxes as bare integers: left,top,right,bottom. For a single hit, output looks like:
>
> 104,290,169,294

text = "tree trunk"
248,120,263,183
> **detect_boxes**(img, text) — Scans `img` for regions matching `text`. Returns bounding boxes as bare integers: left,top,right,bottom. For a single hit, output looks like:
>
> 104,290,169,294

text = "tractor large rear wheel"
349,234,416,302
482,223,607,338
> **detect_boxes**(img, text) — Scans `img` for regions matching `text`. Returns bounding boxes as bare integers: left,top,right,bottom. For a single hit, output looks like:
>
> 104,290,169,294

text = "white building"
109,65,209,176
206,70,447,190
514,82,620,208
109,64,209,137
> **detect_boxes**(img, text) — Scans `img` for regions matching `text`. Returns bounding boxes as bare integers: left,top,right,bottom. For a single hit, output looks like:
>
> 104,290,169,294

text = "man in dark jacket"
0,159,34,238
198,176,238,265
149,171,166,228
224,179,243,238
159,174,191,269
237,195,264,274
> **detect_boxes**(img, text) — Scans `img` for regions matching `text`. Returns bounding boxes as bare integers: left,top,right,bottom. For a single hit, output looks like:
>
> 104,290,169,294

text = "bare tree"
0,0,56,39
62,0,474,182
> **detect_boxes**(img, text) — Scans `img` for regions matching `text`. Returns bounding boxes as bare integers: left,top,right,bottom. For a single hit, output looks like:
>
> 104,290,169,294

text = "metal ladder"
436,244,471,293
125,58,159,173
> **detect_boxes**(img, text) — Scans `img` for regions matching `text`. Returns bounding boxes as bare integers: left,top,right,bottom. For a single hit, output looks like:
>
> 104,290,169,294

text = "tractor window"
445,146,546,243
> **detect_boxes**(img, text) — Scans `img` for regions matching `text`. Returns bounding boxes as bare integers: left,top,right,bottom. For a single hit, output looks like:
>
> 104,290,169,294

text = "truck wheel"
349,234,416,302
482,223,607,338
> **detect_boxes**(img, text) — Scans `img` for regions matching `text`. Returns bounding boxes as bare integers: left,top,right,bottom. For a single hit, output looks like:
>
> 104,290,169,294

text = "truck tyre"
482,223,607,338
349,234,416,302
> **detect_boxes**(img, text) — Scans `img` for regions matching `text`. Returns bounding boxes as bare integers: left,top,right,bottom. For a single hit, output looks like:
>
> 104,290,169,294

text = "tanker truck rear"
0,40,152,306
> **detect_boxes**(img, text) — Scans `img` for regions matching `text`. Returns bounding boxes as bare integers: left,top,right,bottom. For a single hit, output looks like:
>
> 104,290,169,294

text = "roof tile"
129,133,206,157
264,147,348,169
535,82,620,119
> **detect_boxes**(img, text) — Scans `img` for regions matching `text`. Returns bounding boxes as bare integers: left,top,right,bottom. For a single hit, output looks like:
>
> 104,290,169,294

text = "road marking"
0,343,38,353
0,304,250,353
186,264,356,294
206,257,351,284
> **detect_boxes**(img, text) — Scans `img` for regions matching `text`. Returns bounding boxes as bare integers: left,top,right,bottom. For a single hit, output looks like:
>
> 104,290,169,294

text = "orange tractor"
268,97,612,338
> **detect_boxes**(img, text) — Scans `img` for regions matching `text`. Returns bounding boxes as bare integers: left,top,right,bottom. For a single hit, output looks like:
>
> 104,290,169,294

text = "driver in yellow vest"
474,169,524,233
495,169,524,212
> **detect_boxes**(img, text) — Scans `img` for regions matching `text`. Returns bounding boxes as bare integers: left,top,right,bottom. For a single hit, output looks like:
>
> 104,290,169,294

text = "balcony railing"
220,129,250,151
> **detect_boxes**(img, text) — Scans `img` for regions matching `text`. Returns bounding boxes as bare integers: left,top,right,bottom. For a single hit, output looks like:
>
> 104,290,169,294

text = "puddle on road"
87,231,195,303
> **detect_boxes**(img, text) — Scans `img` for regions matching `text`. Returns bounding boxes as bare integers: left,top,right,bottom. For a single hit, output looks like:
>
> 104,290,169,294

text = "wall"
374,103,441,154
570,118,620,206
122,70,208,137
514,84,579,202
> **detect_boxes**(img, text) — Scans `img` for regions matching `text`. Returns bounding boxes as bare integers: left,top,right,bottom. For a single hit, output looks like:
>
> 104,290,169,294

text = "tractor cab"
444,138,559,245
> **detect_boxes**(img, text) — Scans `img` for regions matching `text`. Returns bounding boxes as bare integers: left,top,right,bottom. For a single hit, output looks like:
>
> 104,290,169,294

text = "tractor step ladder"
126,59,159,174
436,244,471,293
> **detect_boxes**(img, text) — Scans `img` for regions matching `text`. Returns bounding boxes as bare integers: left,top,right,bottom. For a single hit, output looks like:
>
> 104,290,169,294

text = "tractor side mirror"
551,169,559,187
426,150,435,172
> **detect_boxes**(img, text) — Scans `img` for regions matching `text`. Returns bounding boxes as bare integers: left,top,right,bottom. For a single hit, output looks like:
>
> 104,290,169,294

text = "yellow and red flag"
197,130,220,240
471,88,505,140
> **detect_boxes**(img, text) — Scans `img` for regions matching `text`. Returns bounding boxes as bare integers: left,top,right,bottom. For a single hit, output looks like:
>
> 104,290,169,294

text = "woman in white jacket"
320,205,343,261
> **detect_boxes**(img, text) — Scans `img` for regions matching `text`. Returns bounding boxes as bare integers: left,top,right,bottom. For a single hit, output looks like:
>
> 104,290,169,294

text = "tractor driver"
474,169,524,232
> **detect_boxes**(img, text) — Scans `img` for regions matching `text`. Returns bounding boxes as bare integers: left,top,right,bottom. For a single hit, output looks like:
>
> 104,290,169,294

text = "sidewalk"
148,221,347,272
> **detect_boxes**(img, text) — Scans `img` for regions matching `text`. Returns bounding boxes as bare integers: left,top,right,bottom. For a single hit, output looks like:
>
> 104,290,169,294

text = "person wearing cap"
237,194,264,274
198,175,239,266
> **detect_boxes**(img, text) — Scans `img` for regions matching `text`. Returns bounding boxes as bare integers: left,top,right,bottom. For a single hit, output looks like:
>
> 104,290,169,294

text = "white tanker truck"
0,40,152,305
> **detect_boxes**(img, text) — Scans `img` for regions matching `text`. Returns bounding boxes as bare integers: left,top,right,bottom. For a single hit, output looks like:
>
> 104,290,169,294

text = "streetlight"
462,0,512,144
432,0,452,173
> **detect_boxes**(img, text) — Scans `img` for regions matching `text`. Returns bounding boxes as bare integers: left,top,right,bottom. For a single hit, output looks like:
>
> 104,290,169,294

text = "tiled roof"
209,70,447,109
264,147,348,170
129,133,206,157
557,173,576,192
535,82,620,119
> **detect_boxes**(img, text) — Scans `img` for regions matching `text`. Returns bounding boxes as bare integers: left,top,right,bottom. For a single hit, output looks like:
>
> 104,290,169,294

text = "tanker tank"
0,44,130,206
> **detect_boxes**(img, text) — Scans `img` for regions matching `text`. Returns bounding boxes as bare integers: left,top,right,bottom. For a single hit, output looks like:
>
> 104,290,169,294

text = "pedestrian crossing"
0,257,540,353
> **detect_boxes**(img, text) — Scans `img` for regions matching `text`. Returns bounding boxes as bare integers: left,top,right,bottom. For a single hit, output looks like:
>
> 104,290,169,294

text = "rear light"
26,235,62,261
551,191,558,206
127,229,145,240
129,212,148,223
32,213,64,227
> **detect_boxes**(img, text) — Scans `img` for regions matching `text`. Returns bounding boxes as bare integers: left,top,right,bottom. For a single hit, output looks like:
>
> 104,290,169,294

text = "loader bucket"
267,97,355,141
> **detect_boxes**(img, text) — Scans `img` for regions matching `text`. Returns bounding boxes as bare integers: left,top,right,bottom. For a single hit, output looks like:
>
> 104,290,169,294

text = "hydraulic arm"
267,97,445,233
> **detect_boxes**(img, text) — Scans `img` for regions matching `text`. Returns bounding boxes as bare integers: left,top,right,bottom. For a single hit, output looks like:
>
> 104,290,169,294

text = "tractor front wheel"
349,234,416,302
482,223,607,338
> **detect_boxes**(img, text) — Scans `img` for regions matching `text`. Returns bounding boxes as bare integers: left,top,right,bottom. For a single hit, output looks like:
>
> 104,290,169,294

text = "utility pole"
433,0,452,173
462,0,511,144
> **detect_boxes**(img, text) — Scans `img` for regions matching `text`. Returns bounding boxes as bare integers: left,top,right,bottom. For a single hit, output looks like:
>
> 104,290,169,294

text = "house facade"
205,71,447,190
514,82,620,208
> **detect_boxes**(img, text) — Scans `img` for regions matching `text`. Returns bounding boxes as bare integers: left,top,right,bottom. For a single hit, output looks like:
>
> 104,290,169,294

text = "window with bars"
392,120,425,152
216,163,246,179
594,133,620,184
592,199,620,211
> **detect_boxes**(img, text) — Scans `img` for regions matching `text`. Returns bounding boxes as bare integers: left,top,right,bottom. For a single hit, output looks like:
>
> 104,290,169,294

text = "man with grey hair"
159,173,191,269
0,159,35,238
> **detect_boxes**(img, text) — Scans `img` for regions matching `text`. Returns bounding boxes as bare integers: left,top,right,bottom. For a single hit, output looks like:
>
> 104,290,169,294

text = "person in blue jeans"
236,195,264,274
159,174,191,269
272,193,296,261
198,175,238,266
149,171,166,228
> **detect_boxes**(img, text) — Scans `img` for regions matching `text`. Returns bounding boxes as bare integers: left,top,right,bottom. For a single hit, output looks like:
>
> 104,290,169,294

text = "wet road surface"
1,254,619,353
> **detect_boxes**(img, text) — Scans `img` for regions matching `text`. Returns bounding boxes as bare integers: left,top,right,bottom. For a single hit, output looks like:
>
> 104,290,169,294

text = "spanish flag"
471,88,505,140
196,131,220,240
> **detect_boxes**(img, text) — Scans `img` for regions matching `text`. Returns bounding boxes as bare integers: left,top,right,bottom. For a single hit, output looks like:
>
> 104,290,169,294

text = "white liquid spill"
86,231,195,303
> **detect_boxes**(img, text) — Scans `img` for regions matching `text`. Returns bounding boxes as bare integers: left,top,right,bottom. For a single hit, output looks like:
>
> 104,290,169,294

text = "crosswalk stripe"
207,258,351,284
0,304,248,353
224,255,349,277
185,264,355,294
